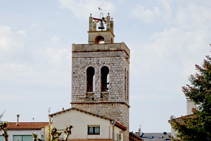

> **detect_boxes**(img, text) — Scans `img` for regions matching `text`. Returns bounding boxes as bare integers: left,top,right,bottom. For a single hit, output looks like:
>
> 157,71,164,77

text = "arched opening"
87,67,95,92
101,66,109,92
111,38,113,43
95,36,104,44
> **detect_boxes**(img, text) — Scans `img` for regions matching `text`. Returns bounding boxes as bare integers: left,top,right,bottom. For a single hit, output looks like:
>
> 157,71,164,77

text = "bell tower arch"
71,13,130,141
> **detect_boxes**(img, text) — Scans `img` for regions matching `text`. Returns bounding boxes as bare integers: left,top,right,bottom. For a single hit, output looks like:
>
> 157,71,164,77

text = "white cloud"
0,63,34,81
131,4,160,23
0,93,30,101
58,0,116,20
17,30,28,38
0,26,70,86
0,25,27,53
130,1,211,78
31,23,40,28
51,35,60,46
45,47,71,66
175,3,211,30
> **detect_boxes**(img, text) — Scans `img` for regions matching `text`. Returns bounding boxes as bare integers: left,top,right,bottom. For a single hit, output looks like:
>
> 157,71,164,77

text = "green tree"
170,55,211,141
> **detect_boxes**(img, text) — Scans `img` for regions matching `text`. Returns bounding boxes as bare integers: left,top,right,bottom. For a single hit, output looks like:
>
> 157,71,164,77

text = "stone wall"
72,49,130,104
71,42,130,141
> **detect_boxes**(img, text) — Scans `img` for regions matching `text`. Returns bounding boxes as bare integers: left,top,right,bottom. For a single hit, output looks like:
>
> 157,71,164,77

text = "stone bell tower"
71,13,130,140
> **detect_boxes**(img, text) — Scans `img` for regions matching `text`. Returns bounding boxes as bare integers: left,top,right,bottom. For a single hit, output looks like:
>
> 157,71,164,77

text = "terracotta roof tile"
7,122,49,130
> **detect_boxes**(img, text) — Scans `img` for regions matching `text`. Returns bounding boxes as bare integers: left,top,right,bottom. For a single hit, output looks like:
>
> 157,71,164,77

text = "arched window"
101,66,109,92
87,67,95,92
95,36,104,44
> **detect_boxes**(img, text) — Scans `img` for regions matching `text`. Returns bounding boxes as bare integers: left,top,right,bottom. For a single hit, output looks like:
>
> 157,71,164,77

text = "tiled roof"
129,132,143,141
49,107,127,131
140,133,171,141
7,122,49,130
168,114,193,123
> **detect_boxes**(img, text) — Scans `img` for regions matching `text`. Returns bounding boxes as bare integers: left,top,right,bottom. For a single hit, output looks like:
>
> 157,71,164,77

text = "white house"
170,98,196,138
49,107,127,141
0,115,48,141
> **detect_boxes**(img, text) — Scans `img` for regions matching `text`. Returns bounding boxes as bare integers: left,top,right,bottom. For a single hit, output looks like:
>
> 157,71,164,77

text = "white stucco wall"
187,99,196,115
52,110,123,140
7,130,43,141
171,127,178,138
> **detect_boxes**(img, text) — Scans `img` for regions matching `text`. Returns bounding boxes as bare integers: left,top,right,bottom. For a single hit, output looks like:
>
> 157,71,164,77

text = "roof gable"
49,107,127,131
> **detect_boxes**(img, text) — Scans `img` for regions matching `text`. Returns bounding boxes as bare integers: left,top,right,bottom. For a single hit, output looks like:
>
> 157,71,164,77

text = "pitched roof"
168,114,193,123
7,122,49,130
49,107,127,131
140,133,171,141
129,132,143,141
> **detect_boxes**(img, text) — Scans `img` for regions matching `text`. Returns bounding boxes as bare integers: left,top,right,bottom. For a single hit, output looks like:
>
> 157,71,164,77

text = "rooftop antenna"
138,124,142,132
0,110,6,123
48,107,51,115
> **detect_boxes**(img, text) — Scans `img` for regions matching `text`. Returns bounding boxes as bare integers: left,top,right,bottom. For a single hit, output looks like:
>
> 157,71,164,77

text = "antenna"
48,107,51,115
0,110,6,122
138,124,142,132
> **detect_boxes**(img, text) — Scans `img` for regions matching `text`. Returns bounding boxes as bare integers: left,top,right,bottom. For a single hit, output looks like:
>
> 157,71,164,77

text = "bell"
98,21,105,29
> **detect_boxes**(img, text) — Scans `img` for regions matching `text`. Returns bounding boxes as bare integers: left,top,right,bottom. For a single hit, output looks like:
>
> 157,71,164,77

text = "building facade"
49,107,127,141
71,13,130,141
0,122,48,141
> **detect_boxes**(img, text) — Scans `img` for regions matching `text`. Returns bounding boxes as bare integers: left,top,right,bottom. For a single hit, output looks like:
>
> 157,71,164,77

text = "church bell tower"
71,13,130,140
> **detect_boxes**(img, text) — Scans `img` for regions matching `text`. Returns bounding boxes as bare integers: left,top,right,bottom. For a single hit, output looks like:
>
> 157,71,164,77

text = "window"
0,136,4,141
101,66,109,92
88,126,100,135
87,67,95,92
13,135,33,141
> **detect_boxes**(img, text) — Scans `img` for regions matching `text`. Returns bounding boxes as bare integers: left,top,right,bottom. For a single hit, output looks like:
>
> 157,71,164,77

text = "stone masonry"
71,13,130,141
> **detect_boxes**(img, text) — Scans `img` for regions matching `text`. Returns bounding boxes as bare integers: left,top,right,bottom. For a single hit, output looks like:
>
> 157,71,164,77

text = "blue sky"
0,0,211,133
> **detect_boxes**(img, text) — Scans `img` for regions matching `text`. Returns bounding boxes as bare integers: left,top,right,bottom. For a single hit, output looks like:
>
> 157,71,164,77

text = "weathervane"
93,6,107,30
98,6,106,18
0,110,6,123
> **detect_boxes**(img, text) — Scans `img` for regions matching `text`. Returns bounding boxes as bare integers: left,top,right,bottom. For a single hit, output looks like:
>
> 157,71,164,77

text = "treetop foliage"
170,55,211,141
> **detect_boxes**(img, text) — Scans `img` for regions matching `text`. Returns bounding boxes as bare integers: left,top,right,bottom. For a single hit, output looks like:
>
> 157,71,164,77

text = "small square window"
88,126,100,135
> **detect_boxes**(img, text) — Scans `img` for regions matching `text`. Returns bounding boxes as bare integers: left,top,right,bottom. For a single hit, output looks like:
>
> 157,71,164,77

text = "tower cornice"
87,30,115,37
71,102,130,108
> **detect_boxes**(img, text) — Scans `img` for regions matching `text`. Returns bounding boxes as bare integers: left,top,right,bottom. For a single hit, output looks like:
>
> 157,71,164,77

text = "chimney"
62,108,64,111
16,114,20,126
163,132,167,141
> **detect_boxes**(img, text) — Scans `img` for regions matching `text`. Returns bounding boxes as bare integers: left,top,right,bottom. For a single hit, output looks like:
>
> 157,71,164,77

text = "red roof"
7,122,49,130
